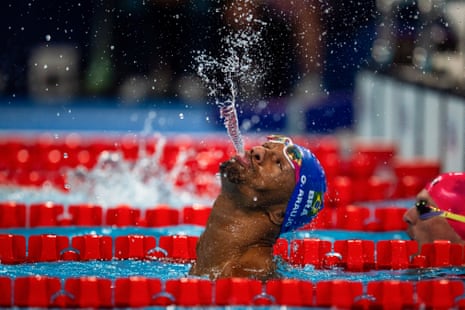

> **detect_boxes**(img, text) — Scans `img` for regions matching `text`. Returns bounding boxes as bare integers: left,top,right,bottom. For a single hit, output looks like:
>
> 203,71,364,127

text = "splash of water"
63,134,216,208
0,115,219,208
195,21,266,155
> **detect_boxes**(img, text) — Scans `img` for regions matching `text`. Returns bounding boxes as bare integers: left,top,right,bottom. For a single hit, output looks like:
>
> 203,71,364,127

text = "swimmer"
189,135,326,280
403,172,465,251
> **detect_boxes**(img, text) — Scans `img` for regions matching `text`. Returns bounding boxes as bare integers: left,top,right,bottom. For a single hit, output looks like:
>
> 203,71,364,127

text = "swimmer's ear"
268,208,285,226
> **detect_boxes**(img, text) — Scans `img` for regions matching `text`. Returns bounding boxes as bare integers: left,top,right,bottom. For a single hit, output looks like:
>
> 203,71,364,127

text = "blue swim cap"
267,135,327,234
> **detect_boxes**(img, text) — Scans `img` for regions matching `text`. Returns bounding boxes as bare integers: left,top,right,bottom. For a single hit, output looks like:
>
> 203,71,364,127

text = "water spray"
194,21,265,156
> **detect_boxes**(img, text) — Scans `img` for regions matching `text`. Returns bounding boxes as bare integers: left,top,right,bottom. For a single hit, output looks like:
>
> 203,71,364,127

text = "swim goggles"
416,200,465,223
267,135,303,180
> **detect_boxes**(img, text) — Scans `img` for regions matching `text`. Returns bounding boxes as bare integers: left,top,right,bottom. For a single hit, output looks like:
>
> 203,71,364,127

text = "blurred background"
0,0,379,101
0,0,464,170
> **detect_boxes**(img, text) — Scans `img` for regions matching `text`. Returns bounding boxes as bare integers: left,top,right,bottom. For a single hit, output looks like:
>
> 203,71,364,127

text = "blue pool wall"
0,92,353,134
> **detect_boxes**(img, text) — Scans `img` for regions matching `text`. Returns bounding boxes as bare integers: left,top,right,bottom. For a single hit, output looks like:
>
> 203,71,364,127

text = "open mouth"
219,161,244,184
219,154,251,185
232,152,251,169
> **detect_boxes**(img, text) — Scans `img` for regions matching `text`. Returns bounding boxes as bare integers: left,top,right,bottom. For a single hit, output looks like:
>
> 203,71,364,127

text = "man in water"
189,135,326,280
403,172,465,251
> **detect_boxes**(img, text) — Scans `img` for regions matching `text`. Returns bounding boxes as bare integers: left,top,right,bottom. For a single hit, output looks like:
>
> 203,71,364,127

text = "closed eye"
264,142,285,170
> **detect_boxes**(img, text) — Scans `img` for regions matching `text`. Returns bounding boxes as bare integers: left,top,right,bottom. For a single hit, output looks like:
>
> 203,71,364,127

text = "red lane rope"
274,238,464,270
0,202,212,228
1,276,464,308
0,234,198,264
0,202,408,231
1,233,463,270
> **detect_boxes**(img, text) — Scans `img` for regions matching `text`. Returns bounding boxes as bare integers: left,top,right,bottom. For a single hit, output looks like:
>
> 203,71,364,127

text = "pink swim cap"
425,172,465,239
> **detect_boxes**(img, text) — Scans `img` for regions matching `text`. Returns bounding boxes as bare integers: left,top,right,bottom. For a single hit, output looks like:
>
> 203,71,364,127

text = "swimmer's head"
425,172,465,239
267,135,326,234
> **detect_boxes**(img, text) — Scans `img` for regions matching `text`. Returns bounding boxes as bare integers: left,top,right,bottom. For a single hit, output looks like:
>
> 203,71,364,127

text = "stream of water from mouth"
195,19,266,156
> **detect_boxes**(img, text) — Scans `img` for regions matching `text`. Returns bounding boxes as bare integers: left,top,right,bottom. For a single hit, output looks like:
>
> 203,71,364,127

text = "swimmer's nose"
250,146,265,164
403,207,417,225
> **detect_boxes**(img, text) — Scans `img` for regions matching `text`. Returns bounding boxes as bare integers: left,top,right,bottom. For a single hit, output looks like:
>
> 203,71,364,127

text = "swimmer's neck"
191,192,283,280
209,194,282,245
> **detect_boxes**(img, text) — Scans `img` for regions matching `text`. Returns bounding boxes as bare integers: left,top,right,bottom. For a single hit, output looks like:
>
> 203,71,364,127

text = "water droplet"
178,113,184,120
45,34,51,41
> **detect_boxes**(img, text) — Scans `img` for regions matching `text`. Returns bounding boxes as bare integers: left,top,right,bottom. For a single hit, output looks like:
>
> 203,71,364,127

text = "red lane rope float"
29,202,65,227
0,202,406,231
68,235,112,261
106,205,143,227
0,234,26,264
146,204,180,226
0,201,26,228
1,234,464,270
68,203,103,226
1,276,464,308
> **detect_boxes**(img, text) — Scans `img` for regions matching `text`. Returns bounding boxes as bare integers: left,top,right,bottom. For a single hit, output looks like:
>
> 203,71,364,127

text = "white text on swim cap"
284,175,308,228
300,190,315,216
284,189,304,228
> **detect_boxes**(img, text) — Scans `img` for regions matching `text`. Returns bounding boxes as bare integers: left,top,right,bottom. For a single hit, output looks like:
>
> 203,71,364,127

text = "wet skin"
189,142,295,280
403,189,464,251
